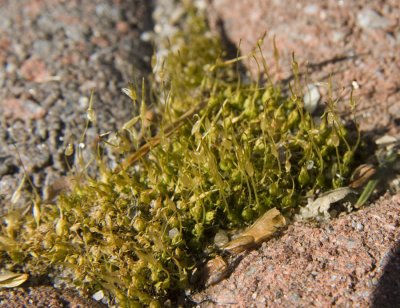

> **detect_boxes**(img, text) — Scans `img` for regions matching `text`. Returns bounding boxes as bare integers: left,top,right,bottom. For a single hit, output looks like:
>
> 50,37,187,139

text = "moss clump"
0,6,360,307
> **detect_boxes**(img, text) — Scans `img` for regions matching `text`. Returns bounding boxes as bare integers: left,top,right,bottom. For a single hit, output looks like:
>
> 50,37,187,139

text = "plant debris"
197,208,286,287
297,187,357,221
0,3,365,306
0,271,29,288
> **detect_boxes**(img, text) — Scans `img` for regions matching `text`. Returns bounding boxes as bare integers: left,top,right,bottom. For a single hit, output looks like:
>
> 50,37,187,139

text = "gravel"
201,0,400,305
0,0,153,305
1,0,399,306
0,0,153,208
193,193,400,307
207,0,400,133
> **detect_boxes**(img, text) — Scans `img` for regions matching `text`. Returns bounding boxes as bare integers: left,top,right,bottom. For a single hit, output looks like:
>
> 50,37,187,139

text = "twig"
115,100,207,172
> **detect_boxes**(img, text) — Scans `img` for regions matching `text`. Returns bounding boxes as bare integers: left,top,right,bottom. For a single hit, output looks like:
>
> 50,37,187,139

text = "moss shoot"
0,5,360,307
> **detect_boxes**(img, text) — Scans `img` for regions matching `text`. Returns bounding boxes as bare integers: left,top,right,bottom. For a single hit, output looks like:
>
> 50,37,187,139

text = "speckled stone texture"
207,0,400,134
193,0,400,306
193,193,400,307
0,0,153,208
0,285,105,307
0,0,153,305
0,0,399,306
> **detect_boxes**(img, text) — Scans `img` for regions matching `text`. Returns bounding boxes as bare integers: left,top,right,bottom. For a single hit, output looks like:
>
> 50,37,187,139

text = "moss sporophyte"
0,6,371,307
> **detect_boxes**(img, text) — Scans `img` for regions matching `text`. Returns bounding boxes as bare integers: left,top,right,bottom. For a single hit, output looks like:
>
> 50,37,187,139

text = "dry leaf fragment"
375,135,398,145
0,271,29,288
298,187,356,220
223,207,286,254
242,207,286,244
200,208,286,286
201,255,230,287
349,164,376,189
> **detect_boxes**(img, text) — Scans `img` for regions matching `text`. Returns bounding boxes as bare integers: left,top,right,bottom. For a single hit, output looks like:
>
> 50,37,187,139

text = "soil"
0,285,105,308
195,0,400,306
0,0,154,209
207,0,400,135
0,0,153,306
0,0,399,306
192,193,400,307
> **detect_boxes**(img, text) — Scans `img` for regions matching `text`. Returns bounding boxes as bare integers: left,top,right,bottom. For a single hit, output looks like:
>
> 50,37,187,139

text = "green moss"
0,6,360,307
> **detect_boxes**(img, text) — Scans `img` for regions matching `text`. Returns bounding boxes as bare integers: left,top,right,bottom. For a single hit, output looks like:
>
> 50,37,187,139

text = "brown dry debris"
193,193,400,307
0,0,399,306
198,3,400,303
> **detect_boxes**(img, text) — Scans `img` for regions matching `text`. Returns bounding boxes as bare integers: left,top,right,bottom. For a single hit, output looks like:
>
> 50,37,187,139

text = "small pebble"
140,31,154,42
356,223,364,231
303,84,320,114
214,230,229,247
92,290,104,301
352,81,360,89
168,227,179,239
